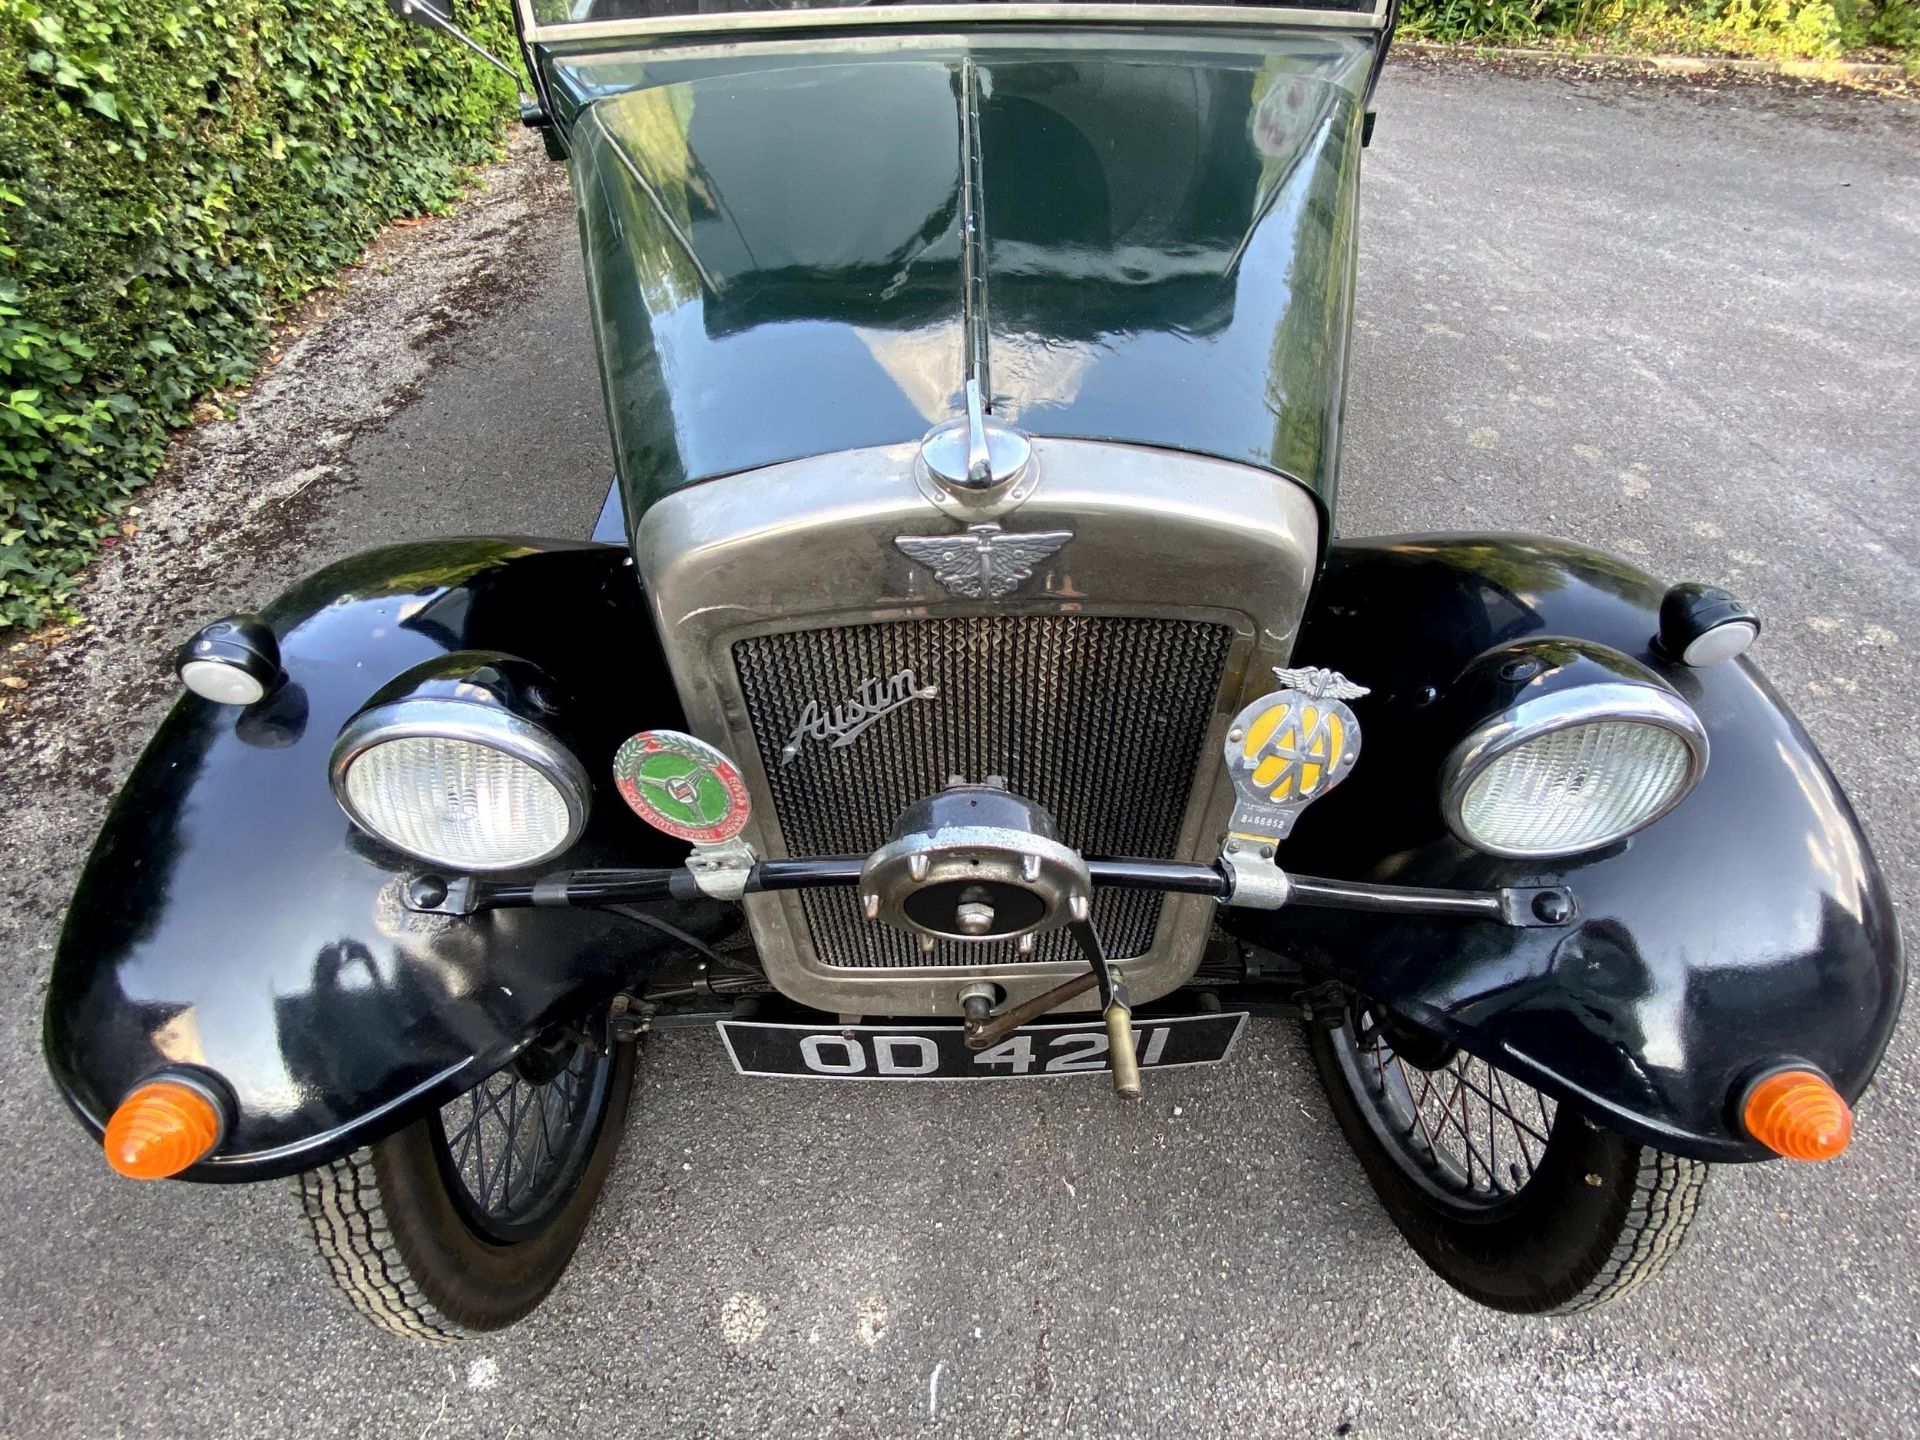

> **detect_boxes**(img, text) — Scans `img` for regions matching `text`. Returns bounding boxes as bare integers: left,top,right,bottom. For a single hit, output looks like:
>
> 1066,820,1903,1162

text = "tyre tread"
292,1150,471,1343
1552,1144,1709,1314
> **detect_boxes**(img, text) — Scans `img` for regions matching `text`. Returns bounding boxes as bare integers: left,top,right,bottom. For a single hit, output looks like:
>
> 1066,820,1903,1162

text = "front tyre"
295,1029,633,1340
1306,997,1708,1314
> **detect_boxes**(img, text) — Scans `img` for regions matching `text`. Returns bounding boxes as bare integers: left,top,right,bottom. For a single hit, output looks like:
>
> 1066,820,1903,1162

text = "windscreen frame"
513,0,1394,47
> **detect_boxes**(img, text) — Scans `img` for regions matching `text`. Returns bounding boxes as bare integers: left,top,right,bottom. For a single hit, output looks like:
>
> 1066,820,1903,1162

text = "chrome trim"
1220,847,1293,910
686,837,758,900
894,523,1073,599
918,380,1034,507
637,436,1322,1016
780,668,941,765
398,0,524,88
861,823,1091,942
526,25,1381,67
1439,681,1710,861
961,378,995,487
329,699,593,872
1271,665,1369,701
959,62,992,396
912,437,1041,517
519,3,1392,47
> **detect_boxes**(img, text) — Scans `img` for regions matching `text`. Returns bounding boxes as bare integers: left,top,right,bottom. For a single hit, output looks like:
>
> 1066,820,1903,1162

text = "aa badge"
614,730,751,845
1224,666,1368,845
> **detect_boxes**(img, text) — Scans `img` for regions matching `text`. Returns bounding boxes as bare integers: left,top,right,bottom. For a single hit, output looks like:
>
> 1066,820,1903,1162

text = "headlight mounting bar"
402,855,1576,931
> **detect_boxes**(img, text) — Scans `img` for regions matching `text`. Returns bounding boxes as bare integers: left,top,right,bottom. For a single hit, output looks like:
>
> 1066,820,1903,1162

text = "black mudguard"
1232,535,1905,1162
44,539,726,1182
46,530,1903,1178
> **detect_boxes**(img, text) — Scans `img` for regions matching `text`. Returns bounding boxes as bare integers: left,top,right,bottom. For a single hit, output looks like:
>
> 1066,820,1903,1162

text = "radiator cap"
915,379,1037,519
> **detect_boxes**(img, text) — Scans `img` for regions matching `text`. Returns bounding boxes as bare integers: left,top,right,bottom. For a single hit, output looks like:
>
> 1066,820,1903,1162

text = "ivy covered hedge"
1402,0,1919,59
0,0,519,630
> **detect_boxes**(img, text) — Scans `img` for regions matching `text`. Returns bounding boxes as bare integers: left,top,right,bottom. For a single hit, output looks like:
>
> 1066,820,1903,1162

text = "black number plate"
717,1013,1247,1080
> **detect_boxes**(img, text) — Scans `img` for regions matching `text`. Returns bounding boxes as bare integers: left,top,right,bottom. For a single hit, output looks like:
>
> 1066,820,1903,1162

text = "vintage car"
44,0,1904,1337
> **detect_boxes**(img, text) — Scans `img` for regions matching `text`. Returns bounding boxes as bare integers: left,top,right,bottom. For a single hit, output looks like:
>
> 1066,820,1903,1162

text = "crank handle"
1103,988,1142,1102
962,971,1099,1052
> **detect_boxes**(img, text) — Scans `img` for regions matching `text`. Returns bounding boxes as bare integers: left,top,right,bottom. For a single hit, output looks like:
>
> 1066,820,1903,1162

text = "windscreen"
532,0,1380,24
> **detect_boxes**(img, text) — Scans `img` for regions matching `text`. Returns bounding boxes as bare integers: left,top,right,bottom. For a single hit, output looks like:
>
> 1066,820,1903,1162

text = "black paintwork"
1225,536,1905,1161
44,540,732,1181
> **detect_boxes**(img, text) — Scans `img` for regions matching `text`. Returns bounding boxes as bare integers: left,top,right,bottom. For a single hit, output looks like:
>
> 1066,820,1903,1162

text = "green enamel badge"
612,730,751,845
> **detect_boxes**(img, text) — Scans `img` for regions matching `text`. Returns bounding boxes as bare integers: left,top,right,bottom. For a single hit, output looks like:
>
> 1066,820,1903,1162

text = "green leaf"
0,0,521,630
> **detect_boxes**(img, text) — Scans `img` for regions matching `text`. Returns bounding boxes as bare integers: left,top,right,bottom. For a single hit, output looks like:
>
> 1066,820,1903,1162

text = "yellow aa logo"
1241,699,1348,802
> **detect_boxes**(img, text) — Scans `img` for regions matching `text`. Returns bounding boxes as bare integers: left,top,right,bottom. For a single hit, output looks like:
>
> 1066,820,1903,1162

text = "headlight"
330,656,590,872
1441,643,1708,860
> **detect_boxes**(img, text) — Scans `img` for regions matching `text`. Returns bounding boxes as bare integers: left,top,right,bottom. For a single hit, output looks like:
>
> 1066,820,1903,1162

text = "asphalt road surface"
2,59,1916,1439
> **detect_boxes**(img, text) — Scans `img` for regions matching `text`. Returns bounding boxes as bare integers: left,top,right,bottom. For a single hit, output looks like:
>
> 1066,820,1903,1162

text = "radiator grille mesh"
732,616,1233,968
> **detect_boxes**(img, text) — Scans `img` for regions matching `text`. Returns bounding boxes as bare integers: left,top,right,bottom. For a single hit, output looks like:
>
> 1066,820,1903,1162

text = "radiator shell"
636,437,1321,1015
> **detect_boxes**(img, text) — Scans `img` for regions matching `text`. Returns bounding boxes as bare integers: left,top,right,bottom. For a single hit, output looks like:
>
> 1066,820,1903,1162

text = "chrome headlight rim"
1441,679,1709,861
329,697,593,873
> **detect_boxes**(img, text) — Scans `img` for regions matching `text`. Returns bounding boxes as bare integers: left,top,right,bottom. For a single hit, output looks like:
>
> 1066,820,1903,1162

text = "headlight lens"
1443,671,1708,860
1455,720,1697,857
332,699,590,871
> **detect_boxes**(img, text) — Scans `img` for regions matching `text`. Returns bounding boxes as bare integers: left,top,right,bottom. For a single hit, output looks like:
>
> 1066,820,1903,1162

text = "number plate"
717,1013,1248,1081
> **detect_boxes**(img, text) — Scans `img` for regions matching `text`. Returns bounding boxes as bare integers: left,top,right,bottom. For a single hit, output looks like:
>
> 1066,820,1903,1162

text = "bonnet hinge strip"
587,107,720,296
958,53,991,404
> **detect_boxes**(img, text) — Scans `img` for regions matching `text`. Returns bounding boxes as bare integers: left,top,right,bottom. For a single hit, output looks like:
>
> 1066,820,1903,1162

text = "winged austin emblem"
1270,666,1371,702
895,522,1073,600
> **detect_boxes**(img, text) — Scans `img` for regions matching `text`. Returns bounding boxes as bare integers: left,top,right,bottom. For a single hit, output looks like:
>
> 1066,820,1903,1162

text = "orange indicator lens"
103,1081,223,1180
1742,1069,1852,1162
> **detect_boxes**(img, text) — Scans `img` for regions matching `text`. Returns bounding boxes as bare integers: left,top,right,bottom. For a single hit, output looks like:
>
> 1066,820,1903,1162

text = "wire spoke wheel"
433,1036,615,1244
1339,1001,1557,1217
296,1021,635,1339
1306,991,1710,1313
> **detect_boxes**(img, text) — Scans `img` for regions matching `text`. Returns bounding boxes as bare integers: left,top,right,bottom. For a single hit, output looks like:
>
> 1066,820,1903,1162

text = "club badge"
1224,666,1368,845
614,730,751,845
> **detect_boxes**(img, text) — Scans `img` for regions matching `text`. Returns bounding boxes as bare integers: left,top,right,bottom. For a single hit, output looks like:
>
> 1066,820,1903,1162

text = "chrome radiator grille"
733,616,1233,969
